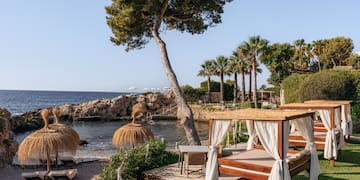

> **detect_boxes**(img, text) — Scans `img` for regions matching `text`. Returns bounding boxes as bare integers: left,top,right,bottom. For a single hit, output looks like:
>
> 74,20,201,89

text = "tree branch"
164,15,193,22
153,0,168,31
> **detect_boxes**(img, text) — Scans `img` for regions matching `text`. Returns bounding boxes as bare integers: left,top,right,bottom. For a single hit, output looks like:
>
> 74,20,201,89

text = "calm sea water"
0,90,124,114
1,90,209,158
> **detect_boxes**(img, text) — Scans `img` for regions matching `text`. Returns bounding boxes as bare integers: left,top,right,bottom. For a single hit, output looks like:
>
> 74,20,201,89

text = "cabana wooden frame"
207,109,316,180
280,103,342,167
304,100,353,140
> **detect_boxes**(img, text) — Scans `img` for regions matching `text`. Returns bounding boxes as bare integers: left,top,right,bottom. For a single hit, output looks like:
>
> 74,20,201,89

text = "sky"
1,0,359,92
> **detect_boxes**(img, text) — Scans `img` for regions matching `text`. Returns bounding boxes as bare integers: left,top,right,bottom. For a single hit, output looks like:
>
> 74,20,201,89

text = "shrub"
234,102,253,109
282,73,309,103
181,85,206,103
300,71,356,101
100,140,178,180
200,81,233,101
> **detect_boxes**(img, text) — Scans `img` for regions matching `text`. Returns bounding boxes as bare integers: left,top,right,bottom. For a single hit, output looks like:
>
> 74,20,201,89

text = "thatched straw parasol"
49,107,80,144
112,102,154,148
18,109,78,173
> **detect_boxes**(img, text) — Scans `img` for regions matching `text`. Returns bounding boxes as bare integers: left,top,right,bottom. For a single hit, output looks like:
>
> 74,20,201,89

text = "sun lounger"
48,169,77,180
22,171,47,180
218,149,311,180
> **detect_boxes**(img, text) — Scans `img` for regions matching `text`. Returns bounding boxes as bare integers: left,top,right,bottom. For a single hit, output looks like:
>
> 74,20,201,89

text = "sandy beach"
0,160,106,180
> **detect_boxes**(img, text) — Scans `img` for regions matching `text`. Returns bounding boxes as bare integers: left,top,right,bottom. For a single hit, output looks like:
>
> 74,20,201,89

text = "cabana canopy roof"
304,100,352,105
205,109,314,121
280,103,341,109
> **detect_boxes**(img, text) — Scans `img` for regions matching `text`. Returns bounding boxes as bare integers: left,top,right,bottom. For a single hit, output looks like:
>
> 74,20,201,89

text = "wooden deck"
144,143,247,180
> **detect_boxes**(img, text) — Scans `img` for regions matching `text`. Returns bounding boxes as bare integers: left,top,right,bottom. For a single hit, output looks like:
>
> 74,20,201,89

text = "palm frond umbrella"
49,107,80,144
18,109,78,173
112,102,154,148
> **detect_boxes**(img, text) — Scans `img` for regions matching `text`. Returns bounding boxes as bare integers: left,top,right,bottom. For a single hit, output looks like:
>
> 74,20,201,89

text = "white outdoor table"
178,145,209,175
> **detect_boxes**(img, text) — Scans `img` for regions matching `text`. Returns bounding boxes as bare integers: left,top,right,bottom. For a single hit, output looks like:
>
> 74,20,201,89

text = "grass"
293,139,360,180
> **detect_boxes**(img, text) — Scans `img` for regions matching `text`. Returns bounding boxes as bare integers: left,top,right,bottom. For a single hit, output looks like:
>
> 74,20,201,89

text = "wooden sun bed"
218,149,311,180
207,109,316,179
289,130,341,149
280,103,342,167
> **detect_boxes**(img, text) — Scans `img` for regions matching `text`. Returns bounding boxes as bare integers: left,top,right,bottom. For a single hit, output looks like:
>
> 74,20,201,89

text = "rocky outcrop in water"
12,93,176,132
0,108,18,165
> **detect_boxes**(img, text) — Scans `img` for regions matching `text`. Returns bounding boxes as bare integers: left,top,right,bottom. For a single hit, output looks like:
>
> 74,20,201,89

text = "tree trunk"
220,72,224,103
207,76,211,93
151,29,200,145
248,69,252,102
233,73,238,103
241,69,245,103
252,56,258,108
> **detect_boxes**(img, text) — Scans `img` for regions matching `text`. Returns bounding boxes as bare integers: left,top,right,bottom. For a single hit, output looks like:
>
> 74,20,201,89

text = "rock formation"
0,108,18,165
11,93,176,132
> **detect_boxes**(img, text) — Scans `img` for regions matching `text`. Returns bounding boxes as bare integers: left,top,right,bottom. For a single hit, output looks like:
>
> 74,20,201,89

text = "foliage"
260,43,295,86
282,73,309,103
345,54,360,69
200,105,219,111
282,70,360,126
200,81,233,101
181,85,205,102
234,102,254,109
265,86,280,97
319,36,354,68
100,140,178,180
105,0,232,51
300,71,356,101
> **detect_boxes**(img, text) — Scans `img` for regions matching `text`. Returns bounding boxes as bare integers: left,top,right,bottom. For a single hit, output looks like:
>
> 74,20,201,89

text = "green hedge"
300,71,356,101
282,73,309,103
100,140,178,180
200,81,233,101
181,85,206,102
282,70,360,133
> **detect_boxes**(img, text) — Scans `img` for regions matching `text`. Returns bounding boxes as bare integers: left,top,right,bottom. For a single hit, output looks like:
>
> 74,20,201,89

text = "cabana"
304,100,353,140
205,109,320,180
280,103,344,167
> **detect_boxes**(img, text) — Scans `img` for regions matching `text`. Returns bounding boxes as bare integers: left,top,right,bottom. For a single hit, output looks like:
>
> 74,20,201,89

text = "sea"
0,90,209,159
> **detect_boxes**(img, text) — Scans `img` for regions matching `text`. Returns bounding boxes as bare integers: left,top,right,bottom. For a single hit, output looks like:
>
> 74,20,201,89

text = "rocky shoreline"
9,92,176,133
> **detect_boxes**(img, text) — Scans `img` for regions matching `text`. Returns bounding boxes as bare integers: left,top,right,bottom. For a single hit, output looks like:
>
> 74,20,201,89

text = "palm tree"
228,52,240,103
228,48,249,103
213,56,229,103
312,40,324,71
241,36,268,108
198,60,215,93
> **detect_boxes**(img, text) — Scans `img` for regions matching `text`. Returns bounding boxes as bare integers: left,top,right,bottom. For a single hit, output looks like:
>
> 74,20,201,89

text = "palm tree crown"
213,55,229,102
198,60,216,93
241,35,268,108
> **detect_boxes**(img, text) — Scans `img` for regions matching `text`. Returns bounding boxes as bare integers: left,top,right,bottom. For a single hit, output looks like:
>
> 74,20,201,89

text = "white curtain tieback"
209,146,218,150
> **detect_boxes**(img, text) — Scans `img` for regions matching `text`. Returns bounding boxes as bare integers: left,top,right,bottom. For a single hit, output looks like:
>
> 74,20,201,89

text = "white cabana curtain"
205,120,232,180
347,104,353,136
335,108,344,149
318,110,337,159
342,104,353,136
291,117,320,180
254,121,291,180
246,120,257,150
